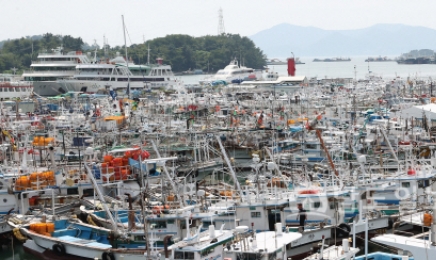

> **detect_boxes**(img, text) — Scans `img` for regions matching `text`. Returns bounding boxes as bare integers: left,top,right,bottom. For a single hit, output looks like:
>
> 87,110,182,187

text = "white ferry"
0,74,33,99
56,56,180,95
22,46,91,96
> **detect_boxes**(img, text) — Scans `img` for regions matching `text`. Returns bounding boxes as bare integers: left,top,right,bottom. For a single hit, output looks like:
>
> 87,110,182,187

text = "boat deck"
57,235,112,249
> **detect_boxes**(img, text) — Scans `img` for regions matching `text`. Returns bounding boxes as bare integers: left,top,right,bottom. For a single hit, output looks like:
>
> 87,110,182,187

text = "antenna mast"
143,35,151,65
218,8,225,35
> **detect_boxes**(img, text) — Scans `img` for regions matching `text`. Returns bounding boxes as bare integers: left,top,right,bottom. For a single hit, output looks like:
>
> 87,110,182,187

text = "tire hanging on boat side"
336,223,351,237
53,243,66,256
102,252,115,260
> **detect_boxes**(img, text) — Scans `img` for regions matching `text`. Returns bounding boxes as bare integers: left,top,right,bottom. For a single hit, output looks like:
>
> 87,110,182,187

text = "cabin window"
82,189,94,197
313,202,322,208
174,251,194,259
67,187,79,195
306,144,317,149
202,221,212,228
251,212,261,218
150,220,167,229
200,247,215,257
329,202,336,210
418,180,430,188
401,182,410,188
238,253,266,260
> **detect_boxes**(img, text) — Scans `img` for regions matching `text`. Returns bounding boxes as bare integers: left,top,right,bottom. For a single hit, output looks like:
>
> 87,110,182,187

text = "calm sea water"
179,56,436,85
4,243,32,260
3,56,433,259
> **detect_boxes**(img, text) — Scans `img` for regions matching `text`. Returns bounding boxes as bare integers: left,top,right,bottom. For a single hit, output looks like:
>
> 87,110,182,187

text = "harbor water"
181,56,436,85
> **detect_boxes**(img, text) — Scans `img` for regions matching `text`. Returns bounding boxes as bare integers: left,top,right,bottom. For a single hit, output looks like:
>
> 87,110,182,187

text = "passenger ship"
0,74,33,99
22,47,91,96
56,56,180,95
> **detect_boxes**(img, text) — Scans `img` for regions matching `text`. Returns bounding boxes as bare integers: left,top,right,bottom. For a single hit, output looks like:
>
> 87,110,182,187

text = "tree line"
0,33,267,74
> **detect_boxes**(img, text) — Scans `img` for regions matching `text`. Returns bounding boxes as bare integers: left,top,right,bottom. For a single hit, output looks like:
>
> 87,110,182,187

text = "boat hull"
21,228,155,260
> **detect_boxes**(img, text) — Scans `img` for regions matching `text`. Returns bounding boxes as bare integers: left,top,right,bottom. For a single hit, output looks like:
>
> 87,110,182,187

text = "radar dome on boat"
235,226,249,233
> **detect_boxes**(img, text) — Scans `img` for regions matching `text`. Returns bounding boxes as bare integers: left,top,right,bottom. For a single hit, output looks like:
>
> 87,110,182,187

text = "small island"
313,57,351,62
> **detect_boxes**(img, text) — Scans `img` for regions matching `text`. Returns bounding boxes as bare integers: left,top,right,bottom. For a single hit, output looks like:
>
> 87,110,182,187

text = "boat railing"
98,164,134,183
31,60,79,65
405,238,429,246
22,70,75,76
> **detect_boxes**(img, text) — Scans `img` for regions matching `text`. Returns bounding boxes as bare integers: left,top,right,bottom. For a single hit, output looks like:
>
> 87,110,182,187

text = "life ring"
395,188,409,200
102,252,115,260
337,223,351,237
53,243,66,256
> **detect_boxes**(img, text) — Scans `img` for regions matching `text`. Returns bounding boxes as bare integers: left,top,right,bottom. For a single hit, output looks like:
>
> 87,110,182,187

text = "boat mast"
122,15,130,99
122,15,129,68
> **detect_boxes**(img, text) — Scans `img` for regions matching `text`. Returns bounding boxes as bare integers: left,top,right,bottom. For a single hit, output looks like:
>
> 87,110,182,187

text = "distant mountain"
249,23,436,58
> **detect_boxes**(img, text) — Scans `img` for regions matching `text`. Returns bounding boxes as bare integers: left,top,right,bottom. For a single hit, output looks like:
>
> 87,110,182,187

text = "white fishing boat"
18,220,162,260
223,223,302,260
303,238,359,260
168,224,234,260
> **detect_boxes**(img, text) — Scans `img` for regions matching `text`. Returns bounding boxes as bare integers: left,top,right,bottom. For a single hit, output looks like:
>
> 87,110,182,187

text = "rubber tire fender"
53,243,66,256
337,223,351,237
102,252,115,260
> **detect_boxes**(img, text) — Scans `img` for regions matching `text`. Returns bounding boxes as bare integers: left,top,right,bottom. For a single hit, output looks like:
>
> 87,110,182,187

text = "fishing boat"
303,237,359,260
223,223,302,260
18,219,163,260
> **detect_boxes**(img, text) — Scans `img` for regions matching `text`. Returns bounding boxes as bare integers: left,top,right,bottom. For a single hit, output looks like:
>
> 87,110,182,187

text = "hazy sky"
2,0,436,46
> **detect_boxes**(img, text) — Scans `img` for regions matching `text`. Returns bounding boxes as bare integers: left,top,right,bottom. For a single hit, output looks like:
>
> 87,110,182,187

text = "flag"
287,58,296,76
109,89,116,101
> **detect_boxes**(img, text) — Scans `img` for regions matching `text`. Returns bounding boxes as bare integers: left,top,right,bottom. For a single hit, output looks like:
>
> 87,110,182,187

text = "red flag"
287,58,296,76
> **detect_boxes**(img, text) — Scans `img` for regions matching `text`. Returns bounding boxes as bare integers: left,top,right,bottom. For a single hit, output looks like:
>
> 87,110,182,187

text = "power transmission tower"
103,35,109,59
218,8,225,35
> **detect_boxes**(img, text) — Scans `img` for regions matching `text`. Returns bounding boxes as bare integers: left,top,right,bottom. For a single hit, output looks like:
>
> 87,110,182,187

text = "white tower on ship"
218,8,225,35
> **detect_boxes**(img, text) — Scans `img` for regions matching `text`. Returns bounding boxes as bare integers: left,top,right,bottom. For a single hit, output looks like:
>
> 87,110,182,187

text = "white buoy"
342,238,349,252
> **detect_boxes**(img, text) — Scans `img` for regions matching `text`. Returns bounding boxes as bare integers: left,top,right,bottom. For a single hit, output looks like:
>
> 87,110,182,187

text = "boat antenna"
93,39,98,63
147,44,151,65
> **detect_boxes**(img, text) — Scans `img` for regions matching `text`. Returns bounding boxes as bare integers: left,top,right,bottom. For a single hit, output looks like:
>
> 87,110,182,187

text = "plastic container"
30,172,39,182
16,176,30,190
104,155,114,163
122,158,129,166
29,196,38,206
46,223,55,233
46,171,55,180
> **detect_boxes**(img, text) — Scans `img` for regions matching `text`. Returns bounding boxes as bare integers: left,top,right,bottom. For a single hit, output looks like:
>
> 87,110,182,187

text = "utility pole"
354,65,357,82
